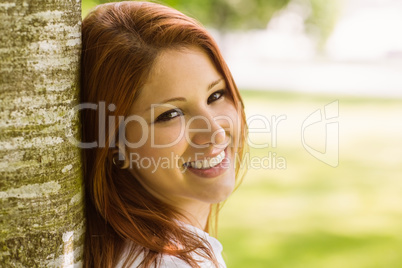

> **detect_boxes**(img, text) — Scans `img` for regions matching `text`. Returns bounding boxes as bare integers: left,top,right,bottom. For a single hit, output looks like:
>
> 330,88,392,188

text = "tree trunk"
0,0,84,266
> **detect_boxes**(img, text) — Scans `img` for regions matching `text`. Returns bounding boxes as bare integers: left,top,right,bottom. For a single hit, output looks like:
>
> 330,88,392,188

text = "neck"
178,202,211,230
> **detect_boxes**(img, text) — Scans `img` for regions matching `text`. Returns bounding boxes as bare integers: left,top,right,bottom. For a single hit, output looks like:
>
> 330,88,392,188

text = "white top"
116,224,227,268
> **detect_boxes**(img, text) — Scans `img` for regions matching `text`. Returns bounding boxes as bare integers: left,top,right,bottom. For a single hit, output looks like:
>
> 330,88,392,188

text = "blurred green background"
220,91,402,268
82,1,402,267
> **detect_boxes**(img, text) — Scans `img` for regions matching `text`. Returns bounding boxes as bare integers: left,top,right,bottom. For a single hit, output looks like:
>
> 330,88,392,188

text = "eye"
207,89,226,104
155,109,184,123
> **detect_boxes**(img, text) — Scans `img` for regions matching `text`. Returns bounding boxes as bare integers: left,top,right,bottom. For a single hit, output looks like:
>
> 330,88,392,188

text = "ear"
111,143,129,169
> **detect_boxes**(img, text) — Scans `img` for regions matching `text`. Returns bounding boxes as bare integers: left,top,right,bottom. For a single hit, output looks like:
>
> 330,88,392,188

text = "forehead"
131,46,223,112
149,46,220,85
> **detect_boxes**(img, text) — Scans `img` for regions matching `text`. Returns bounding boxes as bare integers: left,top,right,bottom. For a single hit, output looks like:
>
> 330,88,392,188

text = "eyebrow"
208,78,224,90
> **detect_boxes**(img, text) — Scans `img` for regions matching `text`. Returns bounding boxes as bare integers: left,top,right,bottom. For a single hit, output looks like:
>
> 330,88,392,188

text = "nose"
188,112,227,148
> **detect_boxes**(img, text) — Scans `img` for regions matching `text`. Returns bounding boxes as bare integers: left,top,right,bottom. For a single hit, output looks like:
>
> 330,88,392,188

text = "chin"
201,177,236,204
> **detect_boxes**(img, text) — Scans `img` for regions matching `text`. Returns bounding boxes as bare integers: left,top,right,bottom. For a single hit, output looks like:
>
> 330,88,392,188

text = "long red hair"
80,1,247,267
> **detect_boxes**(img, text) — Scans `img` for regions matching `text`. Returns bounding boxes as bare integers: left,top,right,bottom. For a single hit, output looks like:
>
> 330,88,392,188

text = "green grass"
218,90,402,268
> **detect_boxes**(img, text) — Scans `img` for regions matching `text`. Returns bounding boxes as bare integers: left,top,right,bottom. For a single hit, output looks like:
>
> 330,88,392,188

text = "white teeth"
209,157,219,167
196,161,203,169
185,150,226,169
203,159,209,167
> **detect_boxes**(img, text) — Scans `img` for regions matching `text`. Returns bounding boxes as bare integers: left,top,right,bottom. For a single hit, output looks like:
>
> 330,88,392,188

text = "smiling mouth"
183,150,226,169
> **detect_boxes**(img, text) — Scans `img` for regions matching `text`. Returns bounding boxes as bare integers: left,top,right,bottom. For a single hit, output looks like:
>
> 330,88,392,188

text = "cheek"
125,120,184,149
229,105,241,131
152,123,185,146
127,122,187,160
218,102,241,138
125,120,149,148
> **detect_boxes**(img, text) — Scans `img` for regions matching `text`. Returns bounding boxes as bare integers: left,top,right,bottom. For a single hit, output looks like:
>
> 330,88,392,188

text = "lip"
184,147,230,178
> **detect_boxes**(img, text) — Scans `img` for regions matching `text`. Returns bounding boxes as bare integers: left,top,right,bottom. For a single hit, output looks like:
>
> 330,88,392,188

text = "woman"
81,1,247,267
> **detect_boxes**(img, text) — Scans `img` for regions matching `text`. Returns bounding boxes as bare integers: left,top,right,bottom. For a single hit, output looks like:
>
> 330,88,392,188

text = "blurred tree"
82,0,339,47
83,0,291,30
0,0,84,266
305,0,340,50
162,0,291,31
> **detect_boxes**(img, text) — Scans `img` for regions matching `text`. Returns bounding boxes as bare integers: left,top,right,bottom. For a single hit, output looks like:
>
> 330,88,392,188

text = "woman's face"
123,47,240,215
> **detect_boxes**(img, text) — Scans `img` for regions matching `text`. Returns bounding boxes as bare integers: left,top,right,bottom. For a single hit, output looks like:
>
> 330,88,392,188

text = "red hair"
80,1,247,267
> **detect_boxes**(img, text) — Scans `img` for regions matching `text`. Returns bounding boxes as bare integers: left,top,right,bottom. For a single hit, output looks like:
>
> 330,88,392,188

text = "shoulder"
115,251,192,268
117,252,225,268
116,224,226,268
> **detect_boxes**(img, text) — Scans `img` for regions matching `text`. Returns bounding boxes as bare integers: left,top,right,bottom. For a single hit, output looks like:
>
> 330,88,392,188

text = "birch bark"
0,0,84,266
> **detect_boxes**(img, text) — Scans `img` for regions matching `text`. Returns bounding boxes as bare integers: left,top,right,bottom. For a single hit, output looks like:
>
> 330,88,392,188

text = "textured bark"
0,0,84,267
